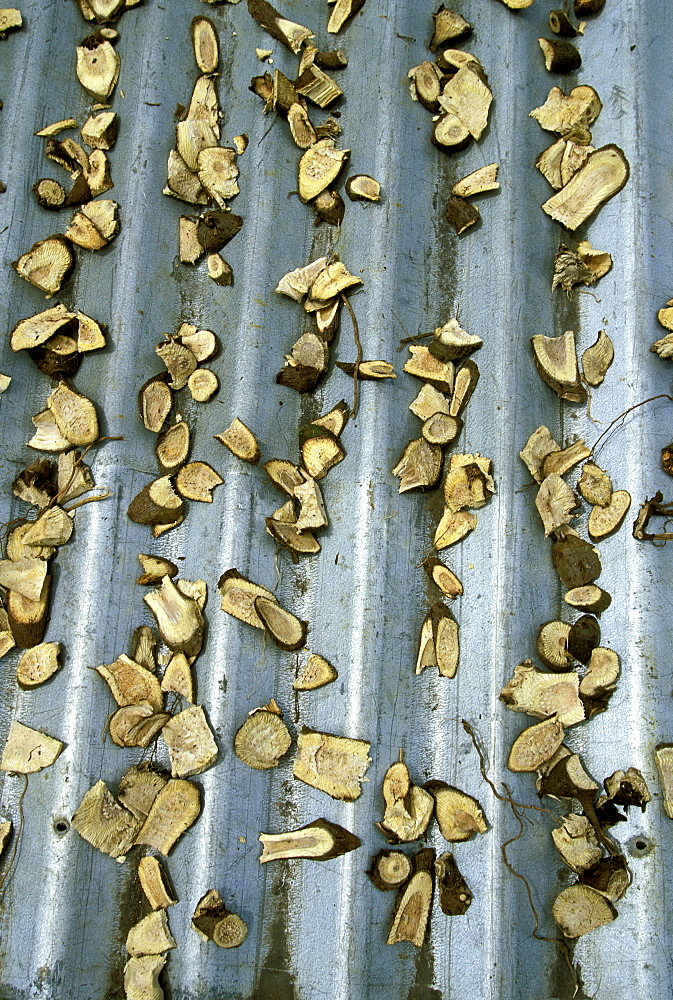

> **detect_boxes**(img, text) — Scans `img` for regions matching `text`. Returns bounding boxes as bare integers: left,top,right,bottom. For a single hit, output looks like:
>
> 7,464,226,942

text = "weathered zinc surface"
0,0,671,998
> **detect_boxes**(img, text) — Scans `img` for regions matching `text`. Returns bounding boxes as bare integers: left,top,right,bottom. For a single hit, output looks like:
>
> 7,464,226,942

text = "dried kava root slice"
0,556,48,602
538,37,581,73
519,425,561,483
582,330,614,386
386,848,434,947
293,653,337,690
452,163,498,198
72,780,141,858
76,32,120,100
109,704,169,749
254,595,307,650
175,462,222,502
426,781,487,842
144,577,204,656
552,884,616,938
531,330,584,402
192,889,247,948
543,146,630,230
603,768,650,811
500,659,584,726
293,728,371,800
445,196,479,234
7,578,52,648
234,700,291,769
434,509,477,550
588,490,631,541
435,852,471,915
423,557,462,598
327,0,366,33
124,954,166,1000
568,609,601,666
134,778,200,854
218,569,277,629
537,620,573,670
138,856,176,910
97,653,163,711
345,175,380,202
367,850,412,890
300,425,345,479
542,440,591,479
439,67,492,141
535,474,579,535
16,641,61,688
415,602,459,678
248,0,314,52
155,420,190,473
531,85,602,135
47,381,98,445
1,721,63,773
161,706,217,778
298,139,349,202
377,757,434,843
655,745,673,819
128,477,184,527
259,818,360,862
215,418,260,463
430,318,482,362
126,910,176,957
564,585,611,615
13,237,75,296
508,717,565,773
552,530,601,588
404,346,454,392
553,241,612,293
138,375,172,434
392,438,442,493
11,464,56,511
552,814,602,873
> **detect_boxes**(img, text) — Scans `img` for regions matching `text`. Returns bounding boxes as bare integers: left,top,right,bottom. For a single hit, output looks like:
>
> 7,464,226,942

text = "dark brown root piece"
445,196,480,234
538,38,581,73
367,850,412,891
192,890,247,948
259,818,361,862
549,10,578,36
435,852,472,915
386,848,434,946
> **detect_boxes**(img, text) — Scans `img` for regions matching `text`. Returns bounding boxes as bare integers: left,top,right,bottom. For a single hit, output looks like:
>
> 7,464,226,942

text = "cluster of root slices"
531,84,629,233
392,315,493,680
248,0,380,226
274,256,367,393
366,754,487,945
407,8,499,234
130,322,223,537
169,17,246,283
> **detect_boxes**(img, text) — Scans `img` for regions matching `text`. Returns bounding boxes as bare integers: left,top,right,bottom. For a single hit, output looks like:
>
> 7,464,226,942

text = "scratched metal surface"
0,0,671,997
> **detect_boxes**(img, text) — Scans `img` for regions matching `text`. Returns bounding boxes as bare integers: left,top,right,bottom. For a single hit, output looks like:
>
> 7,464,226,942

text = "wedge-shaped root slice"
7,580,51,649
81,110,118,150
7,522,54,562
76,36,120,100
500,659,583,726
416,602,459,678
327,0,365,33
0,820,11,859
552,884,616,938
131,625,157,674
1,720,63,774
564,585,611,614
175,462,222,503
604,767,650,811
655,745,673,819
128,477,184,526
156,339,197,390
404,345,454,392
218,569,277,629
552,531,601,588
386,849,434,947
552,815,602,873
432,113,471,154
445,196,479,234
367,850,412,890
66,199,119,249
197,148,238,208
0,608,15,661
17,641,61,688
538,37,581,73
295,64,343,108
588,490,630,541
298,139,349,202
22,506,73,547
10,304,77,352
530,85,602,134
161,705,217,778
97,653,163,711
187,368,218,402
531,330,584,402
580,646,619,704
430,6,471,48
259,818,360,862
576,462,611,507
542,440,591,479
72,780,140,858
117,763,168,824
427,781,487,842
47,381,98,445
336,360,395,380
293,728,371,800
293,653,337,690
309,261,361,303
439,66,492,140
430,318,482,362
139,375,172,434
144,576,203,657
234,701,292,769
313,399,349,437
520,425,561,483
294,477,327,531
537,620,573,670
138,856,176,910
543,146,629,230
275,257,329,301
264,459,305,495
155,420,190,473
0,557,48,603
214,418,260,463
579,856,628,902
12,460,57,509
378,759,434,843
180,327,217,362
300,425,345,479
444,452,494,510
553,240,611,292
58,449,95,502
0,8,23,33
432,852,471,917
423,557,462,598
161,653,194,702
537,747,598,798
124,954,166,1000
392,438,442,493
575,0,605,12
452,163,499,198
536,474,578,535
167,155,208,208
192,889,247,948
266,517,320,557
248,0,313,52
254,595,307,650
13,237,74,297
409,383,450,421
126,909,176,958
135,778,200,855
345,175,380,202
434,509,477,550
109,703,169,748
582,329,614,386
508,717,565,773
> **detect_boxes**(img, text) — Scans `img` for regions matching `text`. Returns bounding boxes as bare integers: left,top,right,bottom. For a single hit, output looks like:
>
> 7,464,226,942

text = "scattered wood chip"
433,509,477,550
392,438,442,493
367,850,412,891
259,818,361,862
345,175,380,201
538,37,581,73
218,569,277,628
214,418,260,463
588,490,631,541
138,856,176,909
192,889,247,948
655,745,673,819
128,476,184,526
124,954,166,1000
542,145,629,230
161,705,217,778
97,653,163,712
254,595,307,650
439,66,492,140
16,641,61,688
377,758,434,843
293,728,371,800
430,6,471,49
552,530,601,587
415,602,459,677
247,0,314,53
445,195,479,234
553,241,612,293
175,461,223,502
293,653,337,690
300,424,345,479
76,34,120,100
582,329,614,385
134,778,201,855
12,237,75,297
552,884,616,938
0,556,48,603
552,814,602,873
0,8,22,34
144,576,204,656
298,139,350,202
500,659,584,726
531,330,584,402
508,717,565,772
1,720,63,773
404,345,454,391
530,85,602,135
72,779,140,858
427,781,488,842
451,163,499,198
386,848,434,947
234,700,291,769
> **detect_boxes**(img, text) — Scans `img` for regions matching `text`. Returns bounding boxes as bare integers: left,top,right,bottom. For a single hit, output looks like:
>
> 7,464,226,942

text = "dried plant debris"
0,556,49,602
426,781,487,843
97,653,163,712
300,424,345,479
501,659,584,726
508,717,565,773
552,530,601,588
293,728,371,800
542,146,629,230
293,653,337,690
531,330,584,403
434,509,477,551
109,704,169,749
126,909,176,957
234,700,291,769
519,426,560,483
128,477,184,528
575,0,605,13
255,595,308,650
392,438,442,493
564,585,611,615
134,778,201,855
188,368,219,402
16,641,61,688
123,954,166,1000
13,237,75,296
345,175,381,202
553,242,612,293
138,856,176,910
415,602,459,678
537,620,573,670
552,884,616,938
531,85,602,135
654,745,673,819
404,346,454,392
327,0,366,33
72,779,140,858
538,38,581,73
144,576,204,657
139,375,172,434
542,440,591,480
214,418,260,463
577,462,611,506
248,0,313,52
536,137,594,192
423,557,462,598
445,196,480,234
155,420,190,473
386,848,434,947
33,178,67,210
76,32,120,101
160,705,217,778
588,490,630,541
430,6,471,49
377,757,434,843
552,814,602,873
536,474,579,535
192,889,247,948
451,163,499,199
218,569,277,629
0,8,22,34
298,140,350,202
582,330,614,386
603,768,650,812
175,462,223,502
1,720,63,773
259,818,361,862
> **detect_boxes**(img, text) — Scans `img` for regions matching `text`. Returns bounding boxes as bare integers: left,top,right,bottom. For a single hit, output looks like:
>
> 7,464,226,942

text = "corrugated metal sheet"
0,0,672,997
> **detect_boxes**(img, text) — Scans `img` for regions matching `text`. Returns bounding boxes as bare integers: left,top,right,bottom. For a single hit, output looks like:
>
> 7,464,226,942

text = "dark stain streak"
102,856,143,1000
250,864,296,1000
407,939,442,1000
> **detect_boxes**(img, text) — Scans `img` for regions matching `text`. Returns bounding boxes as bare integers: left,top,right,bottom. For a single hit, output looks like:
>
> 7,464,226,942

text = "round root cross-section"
507,717,565,773
552,884,617,938
234,709,292,770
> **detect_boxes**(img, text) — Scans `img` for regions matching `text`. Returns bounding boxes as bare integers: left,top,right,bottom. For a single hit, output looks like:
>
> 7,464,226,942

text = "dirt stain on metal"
251,864,296,1000
407,940,442,1000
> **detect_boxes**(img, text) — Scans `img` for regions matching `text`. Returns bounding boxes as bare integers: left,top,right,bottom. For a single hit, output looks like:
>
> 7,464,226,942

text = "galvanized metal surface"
0,0,672,997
